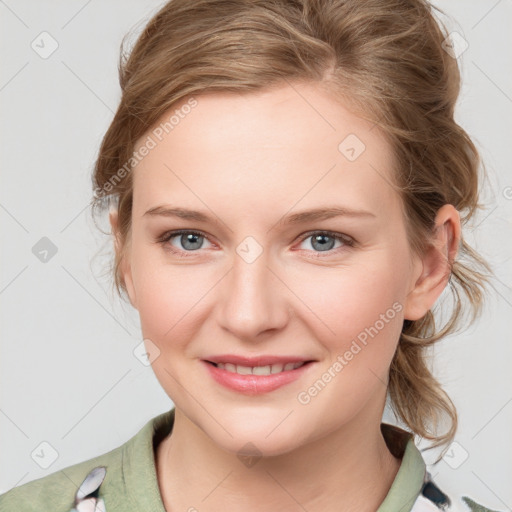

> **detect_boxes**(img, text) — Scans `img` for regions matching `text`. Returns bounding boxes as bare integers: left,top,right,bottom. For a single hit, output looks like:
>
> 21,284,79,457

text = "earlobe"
109,210,121,254
109,210,138,310
403,204,461,321
122,262,138,310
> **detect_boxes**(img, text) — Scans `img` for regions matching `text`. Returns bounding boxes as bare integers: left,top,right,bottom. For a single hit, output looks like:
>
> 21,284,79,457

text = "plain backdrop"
1,0,511,509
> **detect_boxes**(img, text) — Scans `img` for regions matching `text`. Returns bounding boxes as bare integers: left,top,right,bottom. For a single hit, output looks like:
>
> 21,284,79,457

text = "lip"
201,357,316,395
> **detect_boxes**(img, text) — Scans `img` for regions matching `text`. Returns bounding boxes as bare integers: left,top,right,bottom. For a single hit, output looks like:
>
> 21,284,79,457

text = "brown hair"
91,0,491,454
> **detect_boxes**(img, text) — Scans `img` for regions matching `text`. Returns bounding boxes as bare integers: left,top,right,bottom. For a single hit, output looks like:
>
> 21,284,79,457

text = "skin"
110,81,460,512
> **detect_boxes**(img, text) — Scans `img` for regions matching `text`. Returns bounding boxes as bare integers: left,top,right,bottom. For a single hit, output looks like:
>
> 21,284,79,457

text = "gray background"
1,0,511,509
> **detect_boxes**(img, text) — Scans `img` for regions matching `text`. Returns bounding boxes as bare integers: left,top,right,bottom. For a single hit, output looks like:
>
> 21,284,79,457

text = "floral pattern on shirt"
68,466,106,512
410,471,501,512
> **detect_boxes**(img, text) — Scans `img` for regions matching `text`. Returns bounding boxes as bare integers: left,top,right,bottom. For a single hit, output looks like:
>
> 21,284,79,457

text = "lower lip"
202,360,314,395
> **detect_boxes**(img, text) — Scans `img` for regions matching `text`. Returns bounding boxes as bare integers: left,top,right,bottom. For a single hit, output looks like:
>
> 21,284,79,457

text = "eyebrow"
143,205,376,225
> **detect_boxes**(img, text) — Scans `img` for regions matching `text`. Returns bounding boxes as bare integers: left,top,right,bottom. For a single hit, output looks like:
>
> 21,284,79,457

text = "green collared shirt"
0,408,497,512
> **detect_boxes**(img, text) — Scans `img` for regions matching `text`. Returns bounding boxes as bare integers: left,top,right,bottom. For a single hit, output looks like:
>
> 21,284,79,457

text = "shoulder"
412,471,502,512
0,409,174,512
0,444,123,512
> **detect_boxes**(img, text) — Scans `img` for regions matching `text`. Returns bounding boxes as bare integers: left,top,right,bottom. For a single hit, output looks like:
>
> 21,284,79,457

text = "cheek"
129,242,194,341
130,242,229,364
131,259,211,397
135,268,203,345
290,265,406,418
290,257,407,374
303,265,403,331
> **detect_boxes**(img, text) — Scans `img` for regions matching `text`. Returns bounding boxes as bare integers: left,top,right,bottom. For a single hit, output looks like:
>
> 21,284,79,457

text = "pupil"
313,234,333,252
183,233,201,250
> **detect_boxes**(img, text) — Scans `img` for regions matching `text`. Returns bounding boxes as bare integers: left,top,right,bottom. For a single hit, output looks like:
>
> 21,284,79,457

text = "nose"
217,248,290,341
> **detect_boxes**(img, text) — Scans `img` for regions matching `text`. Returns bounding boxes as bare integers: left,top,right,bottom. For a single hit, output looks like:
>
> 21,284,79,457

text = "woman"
0,0,497,511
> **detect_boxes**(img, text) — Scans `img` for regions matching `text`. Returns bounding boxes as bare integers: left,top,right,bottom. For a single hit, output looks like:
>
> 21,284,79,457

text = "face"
119,81,426,456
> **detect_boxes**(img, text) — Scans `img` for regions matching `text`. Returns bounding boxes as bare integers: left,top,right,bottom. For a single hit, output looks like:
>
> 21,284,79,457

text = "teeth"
215,362,305,375
271,364,285,374
253,365,272,375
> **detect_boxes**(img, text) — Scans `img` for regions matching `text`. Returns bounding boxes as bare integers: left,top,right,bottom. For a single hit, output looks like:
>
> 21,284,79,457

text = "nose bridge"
218,239,288,338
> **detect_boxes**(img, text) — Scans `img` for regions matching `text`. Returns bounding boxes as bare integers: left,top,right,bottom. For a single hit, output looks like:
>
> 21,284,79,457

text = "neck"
156,404,401,512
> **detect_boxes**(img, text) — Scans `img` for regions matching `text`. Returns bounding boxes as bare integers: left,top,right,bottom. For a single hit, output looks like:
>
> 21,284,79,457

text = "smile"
202,359,315,395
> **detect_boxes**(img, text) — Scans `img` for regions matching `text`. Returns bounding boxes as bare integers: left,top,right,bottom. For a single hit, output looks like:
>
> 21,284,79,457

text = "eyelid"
156,229,215,247
296,230,354,245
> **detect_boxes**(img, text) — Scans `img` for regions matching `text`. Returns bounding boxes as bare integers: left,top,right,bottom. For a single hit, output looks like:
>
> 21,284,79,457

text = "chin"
223,434,303,459
207,416,311,459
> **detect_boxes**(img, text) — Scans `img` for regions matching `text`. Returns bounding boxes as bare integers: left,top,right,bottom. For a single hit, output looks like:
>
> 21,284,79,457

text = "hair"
91,0,491,455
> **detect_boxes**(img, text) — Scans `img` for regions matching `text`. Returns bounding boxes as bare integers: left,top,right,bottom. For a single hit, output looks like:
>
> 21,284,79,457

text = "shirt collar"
377,423,426,512
122,409,425,512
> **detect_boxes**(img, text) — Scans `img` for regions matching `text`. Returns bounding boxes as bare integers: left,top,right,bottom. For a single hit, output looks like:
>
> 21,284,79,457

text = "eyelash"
155,229,356,258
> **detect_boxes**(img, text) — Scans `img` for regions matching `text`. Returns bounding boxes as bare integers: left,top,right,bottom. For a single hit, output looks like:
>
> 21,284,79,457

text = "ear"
403,204,461,321
109,209,138,310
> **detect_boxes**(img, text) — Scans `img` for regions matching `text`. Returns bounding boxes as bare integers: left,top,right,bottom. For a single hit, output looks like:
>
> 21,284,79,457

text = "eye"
296,231,355,255
156,229,355,258
157,230,213,256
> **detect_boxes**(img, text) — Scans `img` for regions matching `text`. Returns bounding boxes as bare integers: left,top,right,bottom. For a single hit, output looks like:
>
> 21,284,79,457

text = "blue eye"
156,229,355,258
297,231,355,255
158,230,212,255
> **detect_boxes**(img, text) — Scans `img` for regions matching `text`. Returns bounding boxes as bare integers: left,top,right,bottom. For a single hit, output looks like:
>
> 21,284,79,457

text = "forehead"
131,82,400,219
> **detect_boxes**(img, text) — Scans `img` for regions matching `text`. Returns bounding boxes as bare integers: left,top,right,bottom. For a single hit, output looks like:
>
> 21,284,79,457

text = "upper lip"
204,355,314,366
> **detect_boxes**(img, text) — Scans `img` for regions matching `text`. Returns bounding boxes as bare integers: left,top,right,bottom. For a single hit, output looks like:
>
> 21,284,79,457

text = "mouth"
201,358,316,395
